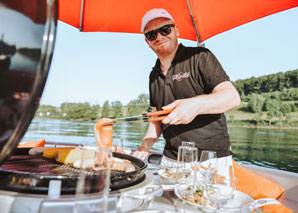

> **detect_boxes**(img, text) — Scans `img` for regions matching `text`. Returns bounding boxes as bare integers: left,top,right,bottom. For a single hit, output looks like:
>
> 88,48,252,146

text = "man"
133,8,241,167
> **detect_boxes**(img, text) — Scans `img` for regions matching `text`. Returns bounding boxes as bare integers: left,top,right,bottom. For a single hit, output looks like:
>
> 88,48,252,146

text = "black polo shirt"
149,44,232,160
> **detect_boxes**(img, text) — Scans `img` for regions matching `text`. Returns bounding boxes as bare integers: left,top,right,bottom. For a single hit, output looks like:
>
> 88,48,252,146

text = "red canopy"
58,0,298,42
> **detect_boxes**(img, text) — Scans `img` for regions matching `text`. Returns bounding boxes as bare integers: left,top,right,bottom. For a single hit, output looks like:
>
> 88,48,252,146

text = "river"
22,118,298,173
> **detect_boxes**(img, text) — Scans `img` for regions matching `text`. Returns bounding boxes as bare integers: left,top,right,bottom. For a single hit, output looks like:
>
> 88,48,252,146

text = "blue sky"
41,7,298,107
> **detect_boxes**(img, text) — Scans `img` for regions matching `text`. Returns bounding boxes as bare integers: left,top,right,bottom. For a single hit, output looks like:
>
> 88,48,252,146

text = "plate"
175,184,254,212
157,168,178,183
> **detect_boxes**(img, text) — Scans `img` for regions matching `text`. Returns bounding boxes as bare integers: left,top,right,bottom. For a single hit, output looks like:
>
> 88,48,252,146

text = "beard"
151,38,178,57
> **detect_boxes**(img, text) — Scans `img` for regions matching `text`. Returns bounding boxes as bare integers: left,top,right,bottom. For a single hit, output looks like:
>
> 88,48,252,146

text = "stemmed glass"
176,146,198,184
204,174,237,212
74,147,112,213
112,134,123,153
199,151,218,183
176,146,198,213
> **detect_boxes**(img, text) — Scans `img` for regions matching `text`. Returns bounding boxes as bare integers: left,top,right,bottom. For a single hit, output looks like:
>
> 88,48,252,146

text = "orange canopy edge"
58,0,298,42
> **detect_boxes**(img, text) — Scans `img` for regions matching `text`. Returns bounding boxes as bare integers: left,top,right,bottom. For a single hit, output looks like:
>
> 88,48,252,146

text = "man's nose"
156,31,163,40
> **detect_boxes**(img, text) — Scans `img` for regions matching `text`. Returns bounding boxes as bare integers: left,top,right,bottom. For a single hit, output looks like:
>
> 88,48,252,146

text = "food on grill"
94,118,114,148
73,155,136,172
55,148,96,164
112,161,136,172
29,147,45,156
43,147,75,159
17,139,45,148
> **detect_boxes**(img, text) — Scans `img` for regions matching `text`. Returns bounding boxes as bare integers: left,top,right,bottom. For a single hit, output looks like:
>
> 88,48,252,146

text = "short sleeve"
196,49,230,93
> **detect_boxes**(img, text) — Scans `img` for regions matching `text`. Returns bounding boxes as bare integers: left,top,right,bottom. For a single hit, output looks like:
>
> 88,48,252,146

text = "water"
22,118,298,173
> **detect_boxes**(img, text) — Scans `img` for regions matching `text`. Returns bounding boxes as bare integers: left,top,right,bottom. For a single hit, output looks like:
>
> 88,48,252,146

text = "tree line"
36,69,298,126
35,93,151,122
233,69,298,97
232,69,298,126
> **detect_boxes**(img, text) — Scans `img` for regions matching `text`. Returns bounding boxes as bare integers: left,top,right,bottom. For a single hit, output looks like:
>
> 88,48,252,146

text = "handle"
146,109,174,117
147,116,167,122
246,198,281,211
124,185,163,200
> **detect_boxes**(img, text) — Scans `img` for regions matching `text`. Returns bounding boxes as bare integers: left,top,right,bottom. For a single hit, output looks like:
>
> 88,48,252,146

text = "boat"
0,1,297,212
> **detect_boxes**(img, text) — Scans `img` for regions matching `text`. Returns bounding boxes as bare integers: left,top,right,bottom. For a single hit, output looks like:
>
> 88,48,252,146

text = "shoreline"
34,117,298,130
228,124,298,130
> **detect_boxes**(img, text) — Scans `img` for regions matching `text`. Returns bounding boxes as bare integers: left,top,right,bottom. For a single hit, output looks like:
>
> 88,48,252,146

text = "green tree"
35,105,60,118
127,93,150,117
60,102,92,121
247,94,265,124
101,101,110,118
280,103,291,116
90,104,101,120
111,101,123,118
265,99,281,126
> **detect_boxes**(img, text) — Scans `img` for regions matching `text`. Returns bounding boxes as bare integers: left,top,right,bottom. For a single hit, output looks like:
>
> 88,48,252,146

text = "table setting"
130,141,281,213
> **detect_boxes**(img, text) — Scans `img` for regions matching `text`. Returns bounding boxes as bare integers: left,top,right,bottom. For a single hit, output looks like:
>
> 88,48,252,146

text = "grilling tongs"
113,108,174,123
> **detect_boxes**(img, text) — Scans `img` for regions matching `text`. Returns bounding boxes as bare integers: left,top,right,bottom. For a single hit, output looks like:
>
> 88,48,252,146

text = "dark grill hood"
0,0,58,165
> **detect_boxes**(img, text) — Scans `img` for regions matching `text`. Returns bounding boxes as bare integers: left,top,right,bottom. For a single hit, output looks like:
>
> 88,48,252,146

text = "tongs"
114,109,174,123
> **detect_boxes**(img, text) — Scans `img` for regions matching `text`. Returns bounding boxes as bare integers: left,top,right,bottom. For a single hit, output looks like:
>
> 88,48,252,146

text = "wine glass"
112,134,123,153
199,151,218,183
176,146,198,184
74,147,112,213
176,146,198,213
204,174,237,212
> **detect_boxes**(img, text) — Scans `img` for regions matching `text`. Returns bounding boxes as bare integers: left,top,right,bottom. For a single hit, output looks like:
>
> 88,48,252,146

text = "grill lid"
0,0,58,165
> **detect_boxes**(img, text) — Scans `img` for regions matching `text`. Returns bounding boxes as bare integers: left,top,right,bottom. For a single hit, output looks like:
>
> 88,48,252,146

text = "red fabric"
17,139,45,148
58,0,298,41
233,160,284,199
233,160,293,212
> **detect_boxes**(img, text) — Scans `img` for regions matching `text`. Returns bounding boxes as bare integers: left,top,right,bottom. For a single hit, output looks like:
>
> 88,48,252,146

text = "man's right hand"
132,137,156,160
132,150,149,160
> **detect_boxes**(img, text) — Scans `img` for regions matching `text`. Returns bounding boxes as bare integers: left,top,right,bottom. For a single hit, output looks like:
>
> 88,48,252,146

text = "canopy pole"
79,0,85,31
186,0,204,47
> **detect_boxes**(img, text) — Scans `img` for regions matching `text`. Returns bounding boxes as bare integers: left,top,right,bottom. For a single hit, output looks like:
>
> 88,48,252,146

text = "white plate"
157,168,177,183
175,184,254,212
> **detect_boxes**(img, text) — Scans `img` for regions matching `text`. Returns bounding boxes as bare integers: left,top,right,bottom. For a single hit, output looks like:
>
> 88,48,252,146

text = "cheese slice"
56,148,96,164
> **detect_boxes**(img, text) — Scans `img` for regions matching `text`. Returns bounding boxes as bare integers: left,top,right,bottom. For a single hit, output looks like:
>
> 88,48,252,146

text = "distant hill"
233,69,298,97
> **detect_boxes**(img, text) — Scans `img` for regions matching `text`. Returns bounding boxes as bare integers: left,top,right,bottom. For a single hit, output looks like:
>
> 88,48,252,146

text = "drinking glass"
181,141,195,147
176,146,198,213
112,134,123,153
199,151,218,183
204,175,237,212
74,147,112,213
176,146,198,185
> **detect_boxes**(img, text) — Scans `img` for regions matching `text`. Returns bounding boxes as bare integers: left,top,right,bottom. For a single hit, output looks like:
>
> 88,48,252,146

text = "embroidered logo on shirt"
172,72,190,82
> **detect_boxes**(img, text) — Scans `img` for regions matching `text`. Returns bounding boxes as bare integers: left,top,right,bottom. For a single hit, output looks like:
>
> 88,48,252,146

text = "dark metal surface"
0,0,58,165
0,148,147,194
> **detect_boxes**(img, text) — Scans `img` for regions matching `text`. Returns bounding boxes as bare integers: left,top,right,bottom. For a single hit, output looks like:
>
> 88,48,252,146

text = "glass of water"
199,150,218,183
204,174,237,212
74,147,112,213
112,134,123,153
176,146,198,184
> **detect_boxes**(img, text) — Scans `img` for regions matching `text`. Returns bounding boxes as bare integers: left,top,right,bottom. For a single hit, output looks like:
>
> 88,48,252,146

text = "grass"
225,106,298,129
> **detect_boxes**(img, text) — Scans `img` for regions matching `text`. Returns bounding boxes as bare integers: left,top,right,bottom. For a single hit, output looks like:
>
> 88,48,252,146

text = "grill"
0,148,147,194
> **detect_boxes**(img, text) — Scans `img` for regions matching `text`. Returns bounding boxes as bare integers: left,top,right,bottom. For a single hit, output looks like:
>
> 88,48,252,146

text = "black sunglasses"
144,24,175,41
